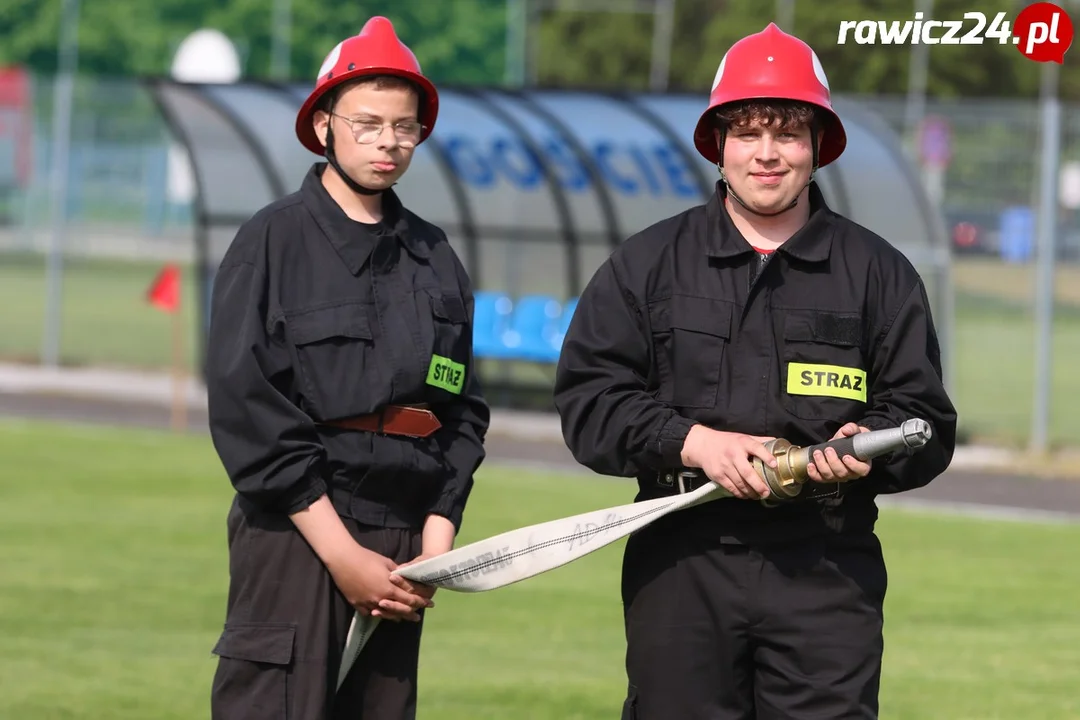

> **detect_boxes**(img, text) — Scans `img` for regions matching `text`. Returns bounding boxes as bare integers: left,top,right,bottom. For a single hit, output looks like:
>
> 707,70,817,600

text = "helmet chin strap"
716,121,819,219
324,124,387,197
719,165,807,218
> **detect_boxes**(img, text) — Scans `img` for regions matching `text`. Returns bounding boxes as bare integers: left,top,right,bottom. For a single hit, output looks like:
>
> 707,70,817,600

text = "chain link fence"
2,74,1079,448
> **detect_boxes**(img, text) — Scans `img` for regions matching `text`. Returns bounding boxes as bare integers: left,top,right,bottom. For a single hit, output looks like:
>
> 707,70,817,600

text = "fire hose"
337,418,933,689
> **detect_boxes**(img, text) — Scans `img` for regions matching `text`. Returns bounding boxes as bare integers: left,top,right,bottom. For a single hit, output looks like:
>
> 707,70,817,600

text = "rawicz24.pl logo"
837,2,1074,63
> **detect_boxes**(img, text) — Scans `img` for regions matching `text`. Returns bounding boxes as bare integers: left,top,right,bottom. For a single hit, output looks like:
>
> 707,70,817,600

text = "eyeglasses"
330,112,425,148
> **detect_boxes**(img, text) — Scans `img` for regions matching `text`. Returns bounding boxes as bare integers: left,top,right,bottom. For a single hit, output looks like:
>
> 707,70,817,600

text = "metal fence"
2,74,1079,450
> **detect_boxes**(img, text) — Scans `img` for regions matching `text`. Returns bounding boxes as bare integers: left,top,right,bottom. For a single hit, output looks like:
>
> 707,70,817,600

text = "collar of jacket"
301,162,431,275
704,180,836,263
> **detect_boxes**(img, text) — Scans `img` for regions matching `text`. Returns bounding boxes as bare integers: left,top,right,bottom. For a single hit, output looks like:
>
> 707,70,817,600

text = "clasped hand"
326,545,436,624
680,422,873,500
373,553,442,622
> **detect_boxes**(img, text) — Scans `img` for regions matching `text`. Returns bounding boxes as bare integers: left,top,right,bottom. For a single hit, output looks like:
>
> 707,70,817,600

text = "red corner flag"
147,263,181,313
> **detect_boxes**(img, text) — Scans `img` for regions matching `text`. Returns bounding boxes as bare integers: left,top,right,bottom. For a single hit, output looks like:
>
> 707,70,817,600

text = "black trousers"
620,517,888,720
210,495,424,720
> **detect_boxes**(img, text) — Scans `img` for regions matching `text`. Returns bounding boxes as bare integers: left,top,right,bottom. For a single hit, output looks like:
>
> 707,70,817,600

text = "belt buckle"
678,471,700,494
658,469,702,495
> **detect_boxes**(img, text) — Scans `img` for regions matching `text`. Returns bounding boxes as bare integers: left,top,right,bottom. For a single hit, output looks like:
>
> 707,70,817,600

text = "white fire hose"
336,418,933,689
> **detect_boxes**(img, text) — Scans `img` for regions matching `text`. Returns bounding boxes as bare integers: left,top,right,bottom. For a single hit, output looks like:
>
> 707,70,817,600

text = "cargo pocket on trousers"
211,622,295,720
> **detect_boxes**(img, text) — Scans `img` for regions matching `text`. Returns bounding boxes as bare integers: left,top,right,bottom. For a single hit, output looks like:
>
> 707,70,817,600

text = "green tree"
534,6,655,89
214,0,508,84
0,0,1075,100
0,0,509,84
532,0,1079,101
0,0,221,76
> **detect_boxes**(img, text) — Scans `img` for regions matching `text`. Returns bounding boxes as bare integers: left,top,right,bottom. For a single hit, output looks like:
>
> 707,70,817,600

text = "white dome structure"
170,29,242,83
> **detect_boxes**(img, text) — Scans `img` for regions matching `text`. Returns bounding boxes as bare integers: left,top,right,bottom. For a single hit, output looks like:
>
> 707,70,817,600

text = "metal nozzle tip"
901,418,932,448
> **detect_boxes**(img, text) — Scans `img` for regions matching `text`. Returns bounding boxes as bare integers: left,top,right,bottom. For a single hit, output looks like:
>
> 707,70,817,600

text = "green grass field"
0,253,204,369
3,252,1080,448
1,418,1078,719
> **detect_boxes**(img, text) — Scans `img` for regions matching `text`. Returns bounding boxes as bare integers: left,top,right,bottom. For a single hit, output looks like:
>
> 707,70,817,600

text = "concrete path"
2,362,1078,523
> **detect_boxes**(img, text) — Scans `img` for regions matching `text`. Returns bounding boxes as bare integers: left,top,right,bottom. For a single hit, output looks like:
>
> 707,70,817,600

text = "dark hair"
714,99,817,133
318,74,423,114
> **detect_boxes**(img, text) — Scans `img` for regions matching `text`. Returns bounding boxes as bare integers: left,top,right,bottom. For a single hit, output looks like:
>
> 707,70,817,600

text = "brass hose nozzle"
751,418,933,500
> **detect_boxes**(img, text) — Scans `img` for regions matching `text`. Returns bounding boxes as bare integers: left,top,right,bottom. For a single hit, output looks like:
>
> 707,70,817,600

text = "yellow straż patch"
786,362,867,402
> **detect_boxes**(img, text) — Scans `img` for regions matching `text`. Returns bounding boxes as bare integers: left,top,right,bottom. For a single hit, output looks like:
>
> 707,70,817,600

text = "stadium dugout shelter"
143,80,954,407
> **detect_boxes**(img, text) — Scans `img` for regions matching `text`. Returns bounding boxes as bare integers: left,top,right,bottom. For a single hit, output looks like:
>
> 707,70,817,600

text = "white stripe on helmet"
318,42,343,79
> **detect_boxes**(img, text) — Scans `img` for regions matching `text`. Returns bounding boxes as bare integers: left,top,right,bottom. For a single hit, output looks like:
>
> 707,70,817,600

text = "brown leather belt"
320,405,441,439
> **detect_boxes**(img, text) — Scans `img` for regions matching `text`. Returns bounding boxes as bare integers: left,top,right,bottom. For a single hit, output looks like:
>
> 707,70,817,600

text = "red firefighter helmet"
295,17,439,156
693,23,846,168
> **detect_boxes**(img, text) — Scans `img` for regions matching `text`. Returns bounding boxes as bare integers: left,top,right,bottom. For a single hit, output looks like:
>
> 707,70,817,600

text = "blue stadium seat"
472,291,513,359
499,294,564,363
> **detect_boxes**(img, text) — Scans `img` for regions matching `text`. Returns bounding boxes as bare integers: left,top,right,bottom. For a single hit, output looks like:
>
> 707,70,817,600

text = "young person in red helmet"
204,17,489,720
553,23,956,719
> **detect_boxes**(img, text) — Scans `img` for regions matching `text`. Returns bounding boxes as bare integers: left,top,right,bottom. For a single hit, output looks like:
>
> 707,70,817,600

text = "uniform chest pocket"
424,289,470,397
285,303,380,420
650,295,732,409
780,310,868,421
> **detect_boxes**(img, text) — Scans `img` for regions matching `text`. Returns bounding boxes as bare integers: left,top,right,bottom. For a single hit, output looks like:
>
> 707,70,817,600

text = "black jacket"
553,181,957,543
205,163,489,532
